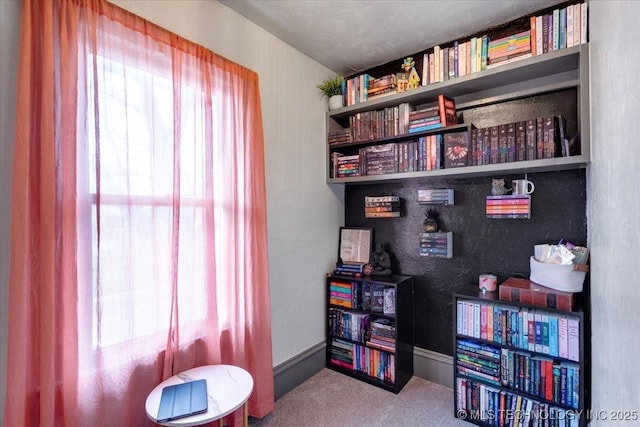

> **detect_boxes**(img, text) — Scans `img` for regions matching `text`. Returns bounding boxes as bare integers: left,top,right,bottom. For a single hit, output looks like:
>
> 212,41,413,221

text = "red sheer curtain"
4,0,274,425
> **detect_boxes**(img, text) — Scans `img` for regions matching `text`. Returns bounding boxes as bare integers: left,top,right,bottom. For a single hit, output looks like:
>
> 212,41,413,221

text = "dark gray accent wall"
345,169,587,355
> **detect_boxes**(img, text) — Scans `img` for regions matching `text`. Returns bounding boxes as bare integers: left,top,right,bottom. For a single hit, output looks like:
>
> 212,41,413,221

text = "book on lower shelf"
443,130,470,168
499,277,576,311
454,291,587,427
455,298,582,362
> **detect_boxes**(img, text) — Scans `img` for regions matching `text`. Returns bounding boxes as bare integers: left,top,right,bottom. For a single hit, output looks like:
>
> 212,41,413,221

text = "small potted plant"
317,76,344,110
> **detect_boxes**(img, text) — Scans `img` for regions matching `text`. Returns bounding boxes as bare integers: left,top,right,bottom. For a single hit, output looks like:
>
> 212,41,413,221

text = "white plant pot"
328,94,344,111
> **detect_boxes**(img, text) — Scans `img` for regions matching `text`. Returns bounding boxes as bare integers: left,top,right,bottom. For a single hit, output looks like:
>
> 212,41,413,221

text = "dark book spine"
516,121,526,162
482,127,491,165
526,119,537,160
543,116,557,159
542,13,550,54
536,117,544,160
475,129,484,165
507,122,516,163
490,126,499,164
498,124,508,163
470,128,477,166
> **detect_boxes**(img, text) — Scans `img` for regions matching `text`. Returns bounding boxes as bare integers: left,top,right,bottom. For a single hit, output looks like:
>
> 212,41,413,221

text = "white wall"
588,1,640,424
0,0,20,421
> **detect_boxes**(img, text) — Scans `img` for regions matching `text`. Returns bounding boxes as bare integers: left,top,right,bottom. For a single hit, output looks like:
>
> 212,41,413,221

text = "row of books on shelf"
470,116,573,167
328,308,373,343
342,73,400,106
330,338,396,383
456,378,581,427
364,195,400,218
486,195,532,219
329,310,398,353
330,95,457,145
342,5,588,106
329,279,395,314
456,300,581,362
422,0,587,86
457,338,580,409
419,231,453,258
330,130,462,178
330,113,573,179
330,133,453,178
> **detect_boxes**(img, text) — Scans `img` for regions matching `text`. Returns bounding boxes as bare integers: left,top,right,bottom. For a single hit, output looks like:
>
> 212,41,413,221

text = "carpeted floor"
249,368,470,427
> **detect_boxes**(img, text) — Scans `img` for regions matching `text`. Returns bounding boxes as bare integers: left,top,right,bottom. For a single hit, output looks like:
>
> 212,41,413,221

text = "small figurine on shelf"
423,208,440,232
490,178,511,196
368,244,392,276
396,57,414,93
402,56,421,90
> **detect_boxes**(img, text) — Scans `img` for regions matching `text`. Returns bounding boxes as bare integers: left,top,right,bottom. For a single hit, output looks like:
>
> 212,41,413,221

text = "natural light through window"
83,51,216,349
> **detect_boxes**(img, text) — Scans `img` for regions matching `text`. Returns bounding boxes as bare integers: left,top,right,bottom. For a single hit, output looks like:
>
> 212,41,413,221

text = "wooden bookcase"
452,291,589,427
326,44,590,184
326,273,414,393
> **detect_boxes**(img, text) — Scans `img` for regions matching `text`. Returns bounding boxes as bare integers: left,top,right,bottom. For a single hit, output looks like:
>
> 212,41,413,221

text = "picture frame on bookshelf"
337,226,373,266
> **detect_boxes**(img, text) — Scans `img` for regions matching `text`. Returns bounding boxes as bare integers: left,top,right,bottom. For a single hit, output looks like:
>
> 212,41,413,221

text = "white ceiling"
219,0,566,76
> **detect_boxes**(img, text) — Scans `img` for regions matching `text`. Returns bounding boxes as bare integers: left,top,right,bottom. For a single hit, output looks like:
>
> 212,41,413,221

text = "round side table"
145,364,254,427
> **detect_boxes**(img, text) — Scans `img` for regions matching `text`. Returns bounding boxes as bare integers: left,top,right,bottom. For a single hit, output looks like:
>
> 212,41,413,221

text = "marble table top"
145,364,254,426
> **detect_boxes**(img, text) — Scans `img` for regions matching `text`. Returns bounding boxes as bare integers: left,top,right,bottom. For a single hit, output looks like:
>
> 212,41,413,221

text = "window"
80,44,222,351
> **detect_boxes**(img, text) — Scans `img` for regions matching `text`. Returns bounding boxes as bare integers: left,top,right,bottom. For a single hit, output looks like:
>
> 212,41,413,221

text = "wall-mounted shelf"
419,231,453,258
418,189,454,205
326,44,590,185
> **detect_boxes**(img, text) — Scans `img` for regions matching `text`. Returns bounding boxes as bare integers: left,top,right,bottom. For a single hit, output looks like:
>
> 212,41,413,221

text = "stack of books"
498,277,575,311
367,318,396,352
327,128,351,146
332,153,361,178
485,195,531,219
456,338,501,386
487,30,532,69
367,74,397,101
408,105,441,133
408,94,458,134
361,143,397,176
419,231,453,258
364,195,400,218
328,279,354,307
333,263,365,278
417,188,454,205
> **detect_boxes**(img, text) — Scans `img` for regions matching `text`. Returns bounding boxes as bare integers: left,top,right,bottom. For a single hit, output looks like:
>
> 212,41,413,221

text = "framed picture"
337,227,373,266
